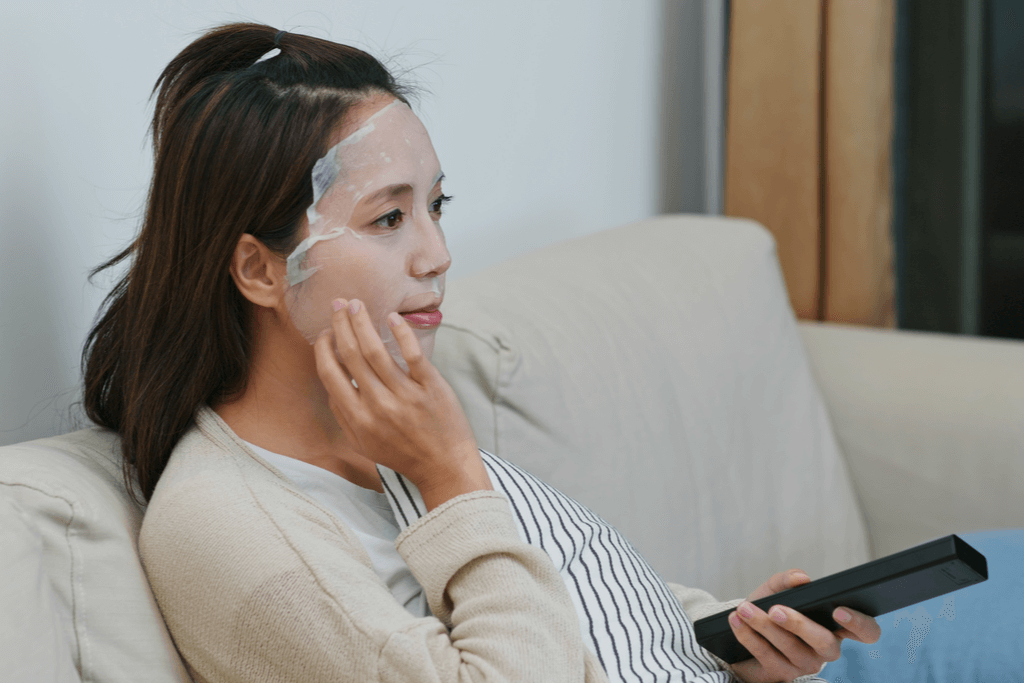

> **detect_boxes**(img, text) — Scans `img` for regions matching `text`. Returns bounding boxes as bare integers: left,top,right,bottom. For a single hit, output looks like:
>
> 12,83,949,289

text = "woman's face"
284,94,451,363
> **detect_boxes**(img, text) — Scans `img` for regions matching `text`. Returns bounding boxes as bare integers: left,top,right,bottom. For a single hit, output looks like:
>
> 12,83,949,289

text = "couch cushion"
432,214,871,600
0,493,80,682
0,428,192,682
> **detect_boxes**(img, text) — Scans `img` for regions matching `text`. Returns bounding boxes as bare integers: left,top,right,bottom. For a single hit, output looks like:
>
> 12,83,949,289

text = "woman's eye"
430,194,453,216
373,209,404,229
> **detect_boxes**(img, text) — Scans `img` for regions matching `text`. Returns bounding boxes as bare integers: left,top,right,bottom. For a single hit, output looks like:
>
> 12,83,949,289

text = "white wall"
0,0,709,445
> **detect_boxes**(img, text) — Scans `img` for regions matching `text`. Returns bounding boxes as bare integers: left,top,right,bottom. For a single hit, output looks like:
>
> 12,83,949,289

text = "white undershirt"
243,441,429,618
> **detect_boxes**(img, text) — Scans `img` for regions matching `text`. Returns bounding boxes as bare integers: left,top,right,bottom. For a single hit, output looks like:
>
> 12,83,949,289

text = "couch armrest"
797,321,1024,559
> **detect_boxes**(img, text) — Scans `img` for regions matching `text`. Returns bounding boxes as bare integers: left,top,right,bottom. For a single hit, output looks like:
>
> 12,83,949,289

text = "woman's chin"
382,326,437,371
413,327,437,361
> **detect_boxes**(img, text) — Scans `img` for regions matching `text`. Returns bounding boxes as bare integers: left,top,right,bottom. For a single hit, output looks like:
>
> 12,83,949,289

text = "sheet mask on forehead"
284,100,447,368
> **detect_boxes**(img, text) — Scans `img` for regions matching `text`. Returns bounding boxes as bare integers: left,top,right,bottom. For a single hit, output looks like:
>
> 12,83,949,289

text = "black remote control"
693,534,988,664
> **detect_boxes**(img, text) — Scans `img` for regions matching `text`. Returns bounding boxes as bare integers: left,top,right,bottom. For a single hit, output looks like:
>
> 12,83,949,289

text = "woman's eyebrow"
362,172,445,204
363,184,412,204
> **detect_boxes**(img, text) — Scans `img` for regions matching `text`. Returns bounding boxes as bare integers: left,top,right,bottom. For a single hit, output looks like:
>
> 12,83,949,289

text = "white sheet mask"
284,98,450,368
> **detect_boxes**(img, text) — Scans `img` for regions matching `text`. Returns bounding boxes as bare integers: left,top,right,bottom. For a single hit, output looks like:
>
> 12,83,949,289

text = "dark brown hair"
82,22,409,502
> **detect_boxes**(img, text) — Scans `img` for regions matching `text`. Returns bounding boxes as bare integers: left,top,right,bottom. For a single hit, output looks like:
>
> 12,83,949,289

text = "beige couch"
3,215,1022,682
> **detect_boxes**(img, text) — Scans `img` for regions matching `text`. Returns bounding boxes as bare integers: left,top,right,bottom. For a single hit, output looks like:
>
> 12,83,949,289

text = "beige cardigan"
140,407,762,682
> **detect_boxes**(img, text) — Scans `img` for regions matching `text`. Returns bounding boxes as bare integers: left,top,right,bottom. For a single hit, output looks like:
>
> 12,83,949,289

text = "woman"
82,22,879,683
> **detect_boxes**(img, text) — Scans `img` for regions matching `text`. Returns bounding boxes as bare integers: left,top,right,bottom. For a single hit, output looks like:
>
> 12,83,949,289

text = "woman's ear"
229,234,288,309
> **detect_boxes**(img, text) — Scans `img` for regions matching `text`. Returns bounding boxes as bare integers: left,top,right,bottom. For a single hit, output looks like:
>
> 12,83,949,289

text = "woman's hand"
313,298,491,510
728,569,881,683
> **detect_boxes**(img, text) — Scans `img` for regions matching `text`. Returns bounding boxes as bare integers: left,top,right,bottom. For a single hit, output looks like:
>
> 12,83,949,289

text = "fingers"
832,607,882,644
314,330,360,410
747,568,811,601
325,299,385,393
785,568,812,588
731,601,841,673
729,609,803,681
344,300,406,389
386,312,433,384
729,569,879,682
763,604,843,662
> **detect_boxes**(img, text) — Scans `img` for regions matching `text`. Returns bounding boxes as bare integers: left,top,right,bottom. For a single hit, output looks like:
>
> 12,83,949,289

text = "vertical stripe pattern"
378,450,737,682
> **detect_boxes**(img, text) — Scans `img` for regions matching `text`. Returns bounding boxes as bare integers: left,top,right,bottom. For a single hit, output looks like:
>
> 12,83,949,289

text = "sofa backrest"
432,214,871,599
0,428,192,682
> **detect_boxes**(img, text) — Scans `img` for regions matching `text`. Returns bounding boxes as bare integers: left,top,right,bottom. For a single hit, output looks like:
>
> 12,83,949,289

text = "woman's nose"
410,212,451,279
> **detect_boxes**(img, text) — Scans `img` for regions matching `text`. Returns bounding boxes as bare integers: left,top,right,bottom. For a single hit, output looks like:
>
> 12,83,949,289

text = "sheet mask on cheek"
284,99,448,370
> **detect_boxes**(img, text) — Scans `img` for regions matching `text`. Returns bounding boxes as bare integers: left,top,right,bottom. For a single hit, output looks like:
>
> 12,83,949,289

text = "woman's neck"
212,316,384,492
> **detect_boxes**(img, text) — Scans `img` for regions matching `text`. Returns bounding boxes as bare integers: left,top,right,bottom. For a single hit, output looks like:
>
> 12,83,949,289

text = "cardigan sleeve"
383,490,607,681
668,583,828,683
141,458,606,683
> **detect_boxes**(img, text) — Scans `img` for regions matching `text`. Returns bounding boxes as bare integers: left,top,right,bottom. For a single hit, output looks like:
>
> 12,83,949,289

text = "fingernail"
793,571,810,582
348,299,361,314
739,602,754,619
332,299,345,312
835,608,851,623
729,612,742,628
770,607,787,623
387,311,402,327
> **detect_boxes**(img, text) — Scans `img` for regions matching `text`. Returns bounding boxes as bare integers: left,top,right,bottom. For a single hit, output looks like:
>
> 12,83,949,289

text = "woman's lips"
401,309,442,328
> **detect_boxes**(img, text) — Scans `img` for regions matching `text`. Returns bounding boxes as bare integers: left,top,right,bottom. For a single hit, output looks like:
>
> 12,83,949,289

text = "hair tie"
273,30,287,47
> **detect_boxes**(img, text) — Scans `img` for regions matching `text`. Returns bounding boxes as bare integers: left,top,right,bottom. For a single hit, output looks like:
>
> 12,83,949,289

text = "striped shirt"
379,450,739,683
